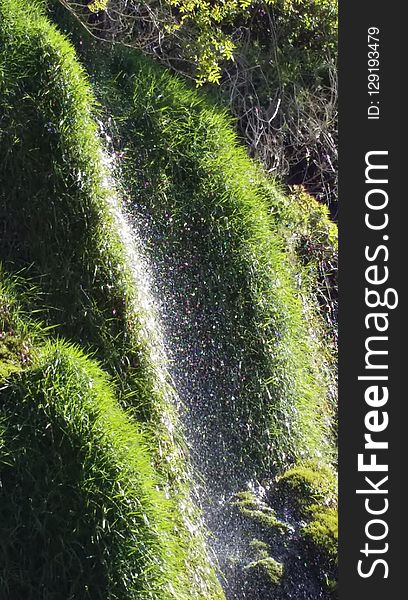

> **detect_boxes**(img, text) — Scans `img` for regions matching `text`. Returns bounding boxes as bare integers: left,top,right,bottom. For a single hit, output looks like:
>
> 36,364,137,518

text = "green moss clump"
233,490,258,508
0,334,25,376
233,490,290,533
302,506,338,565
274,460,337,518
232,462,339,594
243,508,289,531
245,556,284,587
301,505,338,595
249,539,270,558
283,185,338,266
271,461,338,592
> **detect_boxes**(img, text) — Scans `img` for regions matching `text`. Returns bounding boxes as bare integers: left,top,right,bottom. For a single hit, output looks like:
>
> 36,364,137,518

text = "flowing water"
99,130,329,600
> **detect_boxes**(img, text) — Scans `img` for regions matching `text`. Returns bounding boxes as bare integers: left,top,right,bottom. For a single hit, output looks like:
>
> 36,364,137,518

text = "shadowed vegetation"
0,340,197,598
230,461,338,598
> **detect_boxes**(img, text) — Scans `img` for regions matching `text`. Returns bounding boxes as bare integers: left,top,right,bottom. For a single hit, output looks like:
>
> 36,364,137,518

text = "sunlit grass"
0,339,208,598
0,0,337,596
0,1,224,597
84,48,337,473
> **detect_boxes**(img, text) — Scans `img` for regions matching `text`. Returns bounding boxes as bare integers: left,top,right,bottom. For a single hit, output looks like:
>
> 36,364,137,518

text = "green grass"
0,268,41,376
0,1,224,597
0,0,183,485
0,340,181,598
0,267,223,598
0,0,337,596
46,0,337,473
0,0,141,381
73,44,336,474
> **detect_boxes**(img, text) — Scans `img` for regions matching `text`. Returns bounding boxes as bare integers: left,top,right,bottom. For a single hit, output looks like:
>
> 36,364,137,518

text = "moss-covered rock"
231,462,338,598
302,506,338,592
273,460,337,518
245,556,284,586
233,490,290,534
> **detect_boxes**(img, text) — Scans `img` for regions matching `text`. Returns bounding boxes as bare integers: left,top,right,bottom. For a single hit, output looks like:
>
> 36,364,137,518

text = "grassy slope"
1,338,183,598
0,1,224,598
0,0,337,595
85,46,336,473
51,26,338,592
107,53,338,590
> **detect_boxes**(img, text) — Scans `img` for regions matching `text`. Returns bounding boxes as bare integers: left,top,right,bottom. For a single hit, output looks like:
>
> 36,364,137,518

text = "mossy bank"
0,1,224,597
1,0,337,597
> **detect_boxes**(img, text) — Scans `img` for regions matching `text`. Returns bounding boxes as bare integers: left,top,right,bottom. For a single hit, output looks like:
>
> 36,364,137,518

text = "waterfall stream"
99,129,328,600
98,132,255,597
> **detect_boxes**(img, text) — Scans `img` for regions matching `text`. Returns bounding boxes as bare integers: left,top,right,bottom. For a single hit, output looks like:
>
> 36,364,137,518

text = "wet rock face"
222,464,338,600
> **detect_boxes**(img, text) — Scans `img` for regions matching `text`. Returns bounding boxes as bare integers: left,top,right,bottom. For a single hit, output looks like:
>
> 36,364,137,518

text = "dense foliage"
1,0,337,597
58,0,336,83
0,2,224,596
58,0,338,207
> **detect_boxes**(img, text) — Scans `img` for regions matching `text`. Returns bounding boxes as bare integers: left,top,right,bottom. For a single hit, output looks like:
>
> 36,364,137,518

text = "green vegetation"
1,0,337,597
272,461,338,591
45,3,339,474
233,491,289,533
276,461,338,579
51,40,335,474
57,0,337,85
0,340,197,598
128,52,335,471
212,0,338,206
241,540,284,598
233,461,338,595
274,460,338,517
57,0,338,207
0,269,42,377
229,464,337,595
245,556,284,587
303,506,338,563
281,186,338,269
0,1,224,597
282,186,338,311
